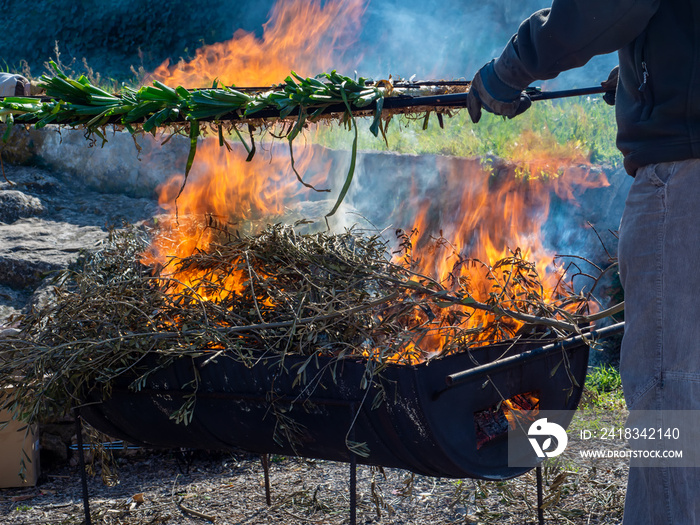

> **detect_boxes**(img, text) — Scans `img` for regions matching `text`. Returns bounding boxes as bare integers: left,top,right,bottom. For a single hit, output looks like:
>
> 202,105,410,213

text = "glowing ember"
475,391,540,449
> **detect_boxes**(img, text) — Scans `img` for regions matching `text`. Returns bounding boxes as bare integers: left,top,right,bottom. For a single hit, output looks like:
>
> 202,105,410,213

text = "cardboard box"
0,391,40,488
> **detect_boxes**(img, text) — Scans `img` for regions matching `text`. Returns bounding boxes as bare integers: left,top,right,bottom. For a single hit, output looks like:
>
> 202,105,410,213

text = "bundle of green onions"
0,63,397,215
0,63,387,132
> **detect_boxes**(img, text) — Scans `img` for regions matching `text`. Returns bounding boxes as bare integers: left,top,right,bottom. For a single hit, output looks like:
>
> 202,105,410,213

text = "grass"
582,364,625,410
586,364,622,394
312,95,620,171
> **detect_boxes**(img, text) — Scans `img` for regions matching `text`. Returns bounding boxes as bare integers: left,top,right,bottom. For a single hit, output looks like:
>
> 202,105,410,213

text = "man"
0,73,31,97
467,1,700,523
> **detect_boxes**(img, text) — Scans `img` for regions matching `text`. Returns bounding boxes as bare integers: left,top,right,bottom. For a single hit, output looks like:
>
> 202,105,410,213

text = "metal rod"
74,408,92,525
7,84,606,103
3,85,610,125
158,84,608,121
536,465,545,525
445,322,625,388
261,454,271,506
350,453,357,525
194,80,474,92
381,85,609,109
527,85,608,101
228,81,607,98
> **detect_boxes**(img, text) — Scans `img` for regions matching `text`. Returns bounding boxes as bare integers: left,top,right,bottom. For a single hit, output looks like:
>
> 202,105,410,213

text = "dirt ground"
0,411,629,525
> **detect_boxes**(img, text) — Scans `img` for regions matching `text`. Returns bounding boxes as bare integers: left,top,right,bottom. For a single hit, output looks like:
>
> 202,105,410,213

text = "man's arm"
495,0,660,92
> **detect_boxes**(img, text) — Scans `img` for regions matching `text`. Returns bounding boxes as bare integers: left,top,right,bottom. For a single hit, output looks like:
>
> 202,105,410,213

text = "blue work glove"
466,60,531,123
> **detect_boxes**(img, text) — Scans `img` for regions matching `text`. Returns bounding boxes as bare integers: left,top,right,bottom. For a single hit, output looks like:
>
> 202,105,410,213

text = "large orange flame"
142,142,326,299
149,0,366,88
379,152,608,361
144,0,609,361
144,0,364,297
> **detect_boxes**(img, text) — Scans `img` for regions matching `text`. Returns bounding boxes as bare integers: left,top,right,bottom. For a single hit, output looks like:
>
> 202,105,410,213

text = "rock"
28,127,190,198
0,327,20,338
27,279,59,314
0,165,62,194
0,124,37,165
0,190,45,223
0,284,28,323
0,160,158,323
0,162,159,297
0,217,106,289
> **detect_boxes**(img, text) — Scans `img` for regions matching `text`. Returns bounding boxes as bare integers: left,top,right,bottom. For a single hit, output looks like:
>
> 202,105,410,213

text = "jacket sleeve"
494,0,660,90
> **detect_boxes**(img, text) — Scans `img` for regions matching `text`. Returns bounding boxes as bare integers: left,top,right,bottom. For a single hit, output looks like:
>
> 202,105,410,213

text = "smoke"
6,0,624,271
168,0,623,268
351,0,617,87
220,0,618,87
2,0,618,87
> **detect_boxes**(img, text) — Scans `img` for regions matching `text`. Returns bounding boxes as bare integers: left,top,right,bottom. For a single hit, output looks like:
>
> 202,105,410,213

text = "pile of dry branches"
0,221,593,425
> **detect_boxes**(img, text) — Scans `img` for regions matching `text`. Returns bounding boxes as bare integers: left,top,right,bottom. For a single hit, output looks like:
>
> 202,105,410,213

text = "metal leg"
536,465,544,525
260,454,271,506
350,454,357,525
74,408,92,525
348,402,357,525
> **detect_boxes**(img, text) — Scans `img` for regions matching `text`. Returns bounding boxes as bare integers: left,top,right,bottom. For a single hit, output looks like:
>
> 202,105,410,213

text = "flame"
146,136,608,362
475,390,540,449
143,0,363,297
148,0,366,88
142,141,325,300
142,0,609,363
385,151,608,361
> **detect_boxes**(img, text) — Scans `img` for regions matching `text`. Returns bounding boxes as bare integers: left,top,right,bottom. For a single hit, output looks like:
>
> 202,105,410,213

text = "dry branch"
0,221,596,427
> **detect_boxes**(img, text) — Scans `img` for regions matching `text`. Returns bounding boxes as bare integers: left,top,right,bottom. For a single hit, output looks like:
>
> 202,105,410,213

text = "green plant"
0,65,388,216
312,95,620,171
587,364,622,392
582,364,625,409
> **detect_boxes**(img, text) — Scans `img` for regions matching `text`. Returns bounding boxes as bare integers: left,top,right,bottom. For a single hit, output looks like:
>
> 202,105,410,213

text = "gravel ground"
0,410,629,525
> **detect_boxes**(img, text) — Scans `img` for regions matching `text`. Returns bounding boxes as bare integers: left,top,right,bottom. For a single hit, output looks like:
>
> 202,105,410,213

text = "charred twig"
396,280,579,332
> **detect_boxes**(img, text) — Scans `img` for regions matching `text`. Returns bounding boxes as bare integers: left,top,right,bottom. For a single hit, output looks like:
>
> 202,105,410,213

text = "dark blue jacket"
493,0,699,175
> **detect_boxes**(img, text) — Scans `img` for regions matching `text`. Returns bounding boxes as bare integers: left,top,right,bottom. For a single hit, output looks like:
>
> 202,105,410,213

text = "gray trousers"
618,160,700,524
